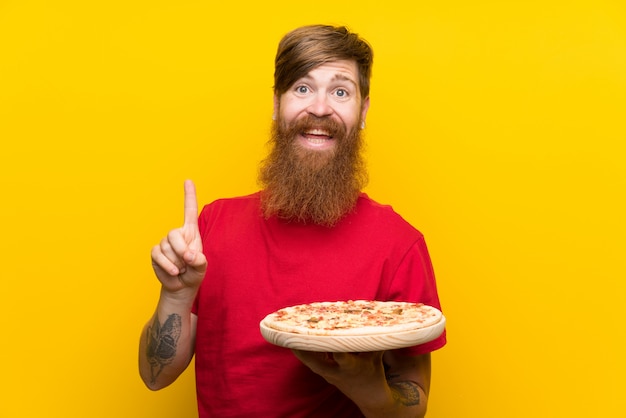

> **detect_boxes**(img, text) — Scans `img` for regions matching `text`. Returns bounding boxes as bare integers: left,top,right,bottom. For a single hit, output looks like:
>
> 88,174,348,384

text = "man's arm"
378,352,431,417
138,297,198,389
292,350,432,418
138,180,207,390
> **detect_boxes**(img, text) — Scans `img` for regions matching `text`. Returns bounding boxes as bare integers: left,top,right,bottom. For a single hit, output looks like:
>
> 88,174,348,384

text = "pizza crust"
262,300,442,337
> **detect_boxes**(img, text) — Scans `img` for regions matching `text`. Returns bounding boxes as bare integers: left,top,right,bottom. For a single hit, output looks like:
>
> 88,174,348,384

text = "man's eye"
335,89,347,97
296,86,309,94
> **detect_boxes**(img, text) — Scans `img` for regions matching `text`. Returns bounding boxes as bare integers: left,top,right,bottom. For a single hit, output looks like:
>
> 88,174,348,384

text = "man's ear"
273,94,280,120
360,96,370,124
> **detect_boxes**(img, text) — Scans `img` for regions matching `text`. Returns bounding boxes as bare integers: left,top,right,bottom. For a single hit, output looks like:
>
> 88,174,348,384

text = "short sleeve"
388,236,447,355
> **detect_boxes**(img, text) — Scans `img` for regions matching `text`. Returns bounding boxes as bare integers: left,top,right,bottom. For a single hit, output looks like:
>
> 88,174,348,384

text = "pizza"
261,300,442,337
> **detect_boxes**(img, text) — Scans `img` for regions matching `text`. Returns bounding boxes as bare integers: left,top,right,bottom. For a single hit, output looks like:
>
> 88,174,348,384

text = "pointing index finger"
183,179,199,227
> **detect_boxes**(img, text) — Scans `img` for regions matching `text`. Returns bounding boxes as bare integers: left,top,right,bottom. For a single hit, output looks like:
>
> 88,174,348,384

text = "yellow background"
1,0,624,417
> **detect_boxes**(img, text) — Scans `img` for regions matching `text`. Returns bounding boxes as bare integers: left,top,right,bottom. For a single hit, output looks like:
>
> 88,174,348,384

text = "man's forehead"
298,61,359,84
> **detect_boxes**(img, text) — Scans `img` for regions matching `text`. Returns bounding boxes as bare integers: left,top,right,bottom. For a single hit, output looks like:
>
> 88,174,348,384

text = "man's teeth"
307,137,328,144
306,129,331,136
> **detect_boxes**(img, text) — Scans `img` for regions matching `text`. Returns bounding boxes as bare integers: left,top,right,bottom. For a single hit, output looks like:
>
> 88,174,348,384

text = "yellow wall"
1,1,624,417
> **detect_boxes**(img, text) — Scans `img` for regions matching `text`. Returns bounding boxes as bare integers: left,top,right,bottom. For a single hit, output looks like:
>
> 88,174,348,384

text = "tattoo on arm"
384,363,421,406
389,381,421,406
146,313,182,384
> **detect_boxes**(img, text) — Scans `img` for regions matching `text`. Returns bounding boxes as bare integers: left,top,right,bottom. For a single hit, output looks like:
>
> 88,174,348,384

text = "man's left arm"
292,350,431,418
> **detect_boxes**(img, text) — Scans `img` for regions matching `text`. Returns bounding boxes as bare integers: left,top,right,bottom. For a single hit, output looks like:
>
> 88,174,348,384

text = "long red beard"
258,115,368,227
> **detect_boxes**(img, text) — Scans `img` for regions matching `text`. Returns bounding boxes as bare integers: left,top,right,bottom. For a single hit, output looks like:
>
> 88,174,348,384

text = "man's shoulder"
356,193,393,211
354,193,424,237
208,191,261,206
355,193,408,222
199,191,262,219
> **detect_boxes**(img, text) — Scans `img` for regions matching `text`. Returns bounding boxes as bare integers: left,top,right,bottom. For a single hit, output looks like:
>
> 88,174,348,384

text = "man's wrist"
159,286,198,309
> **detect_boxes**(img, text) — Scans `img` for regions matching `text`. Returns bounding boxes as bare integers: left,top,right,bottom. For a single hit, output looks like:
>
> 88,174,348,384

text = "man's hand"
151,180,207,295
293,350,429,417
292,350,388,403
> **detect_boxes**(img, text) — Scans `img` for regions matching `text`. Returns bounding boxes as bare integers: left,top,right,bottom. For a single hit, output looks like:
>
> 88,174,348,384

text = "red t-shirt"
192,192,446,417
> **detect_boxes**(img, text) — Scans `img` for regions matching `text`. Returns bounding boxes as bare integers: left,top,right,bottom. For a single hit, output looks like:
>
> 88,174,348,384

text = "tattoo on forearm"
390,381,421,406
146,313,182,384
384,362,422,407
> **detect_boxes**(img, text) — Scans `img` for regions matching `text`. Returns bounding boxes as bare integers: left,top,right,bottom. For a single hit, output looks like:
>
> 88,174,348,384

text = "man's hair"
273,24,373,100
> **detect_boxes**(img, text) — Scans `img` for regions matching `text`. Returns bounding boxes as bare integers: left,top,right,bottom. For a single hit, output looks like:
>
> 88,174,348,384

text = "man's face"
259,60,370,226
273,60,370,156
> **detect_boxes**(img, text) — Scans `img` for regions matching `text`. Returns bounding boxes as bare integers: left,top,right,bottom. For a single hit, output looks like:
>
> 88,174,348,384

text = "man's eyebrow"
299,73,358,87
331,73,358,87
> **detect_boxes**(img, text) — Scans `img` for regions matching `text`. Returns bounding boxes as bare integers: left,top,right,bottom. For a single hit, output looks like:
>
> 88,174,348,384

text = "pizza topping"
262,300,442,336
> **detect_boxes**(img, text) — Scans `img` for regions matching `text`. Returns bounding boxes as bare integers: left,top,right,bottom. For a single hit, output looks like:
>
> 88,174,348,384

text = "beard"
258,114,368,227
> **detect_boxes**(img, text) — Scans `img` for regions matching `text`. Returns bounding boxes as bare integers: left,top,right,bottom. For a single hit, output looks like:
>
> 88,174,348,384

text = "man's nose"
307,93,333,117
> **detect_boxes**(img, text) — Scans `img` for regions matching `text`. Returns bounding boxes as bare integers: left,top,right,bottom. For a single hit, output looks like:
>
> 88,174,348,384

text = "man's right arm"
138,180,207,390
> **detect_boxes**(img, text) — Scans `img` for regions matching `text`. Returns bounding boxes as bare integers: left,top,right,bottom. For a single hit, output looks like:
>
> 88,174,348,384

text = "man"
139,24,446,417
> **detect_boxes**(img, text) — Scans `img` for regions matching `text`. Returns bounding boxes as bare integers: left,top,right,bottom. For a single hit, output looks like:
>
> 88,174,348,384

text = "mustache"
281,115,347,139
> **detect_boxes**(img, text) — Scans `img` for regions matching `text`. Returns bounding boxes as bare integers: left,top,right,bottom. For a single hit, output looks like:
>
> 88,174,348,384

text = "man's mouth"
302,128,333,145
